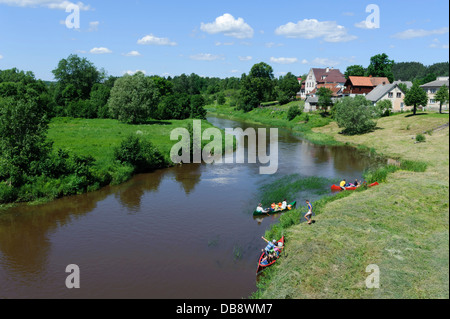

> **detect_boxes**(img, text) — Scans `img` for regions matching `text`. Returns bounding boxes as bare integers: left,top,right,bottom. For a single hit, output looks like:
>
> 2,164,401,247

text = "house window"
388,92,394,98
430,99,436,104
430,89,437,94
401,103,404,109
396,92,402,98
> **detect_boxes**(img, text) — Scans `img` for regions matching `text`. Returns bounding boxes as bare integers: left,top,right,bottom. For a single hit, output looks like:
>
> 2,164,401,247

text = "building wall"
423,86,449,111
376,87,412,112
305,69,316,95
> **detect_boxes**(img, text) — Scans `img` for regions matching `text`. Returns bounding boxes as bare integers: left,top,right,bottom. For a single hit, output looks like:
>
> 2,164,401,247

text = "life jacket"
271,203,276,209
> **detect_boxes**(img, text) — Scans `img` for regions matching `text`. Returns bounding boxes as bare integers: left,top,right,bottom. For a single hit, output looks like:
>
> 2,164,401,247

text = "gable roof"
312,68,346,83
309,83,343,97
366,84,400,102
420,78,449,88
347,76,390,87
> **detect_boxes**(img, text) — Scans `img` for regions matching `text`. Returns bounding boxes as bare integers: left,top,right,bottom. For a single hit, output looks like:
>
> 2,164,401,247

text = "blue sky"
0,0,448,81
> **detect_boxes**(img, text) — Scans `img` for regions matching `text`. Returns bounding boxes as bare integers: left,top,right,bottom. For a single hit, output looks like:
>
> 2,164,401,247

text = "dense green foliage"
392,61,449,82
334,96,377,135
435,85,449,114
366,53,395,83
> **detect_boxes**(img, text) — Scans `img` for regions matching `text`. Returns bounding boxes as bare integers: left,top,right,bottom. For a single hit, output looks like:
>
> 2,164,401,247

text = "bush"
114,135,166,173
287,104,302,121
334,96,377,135
415,134,426,143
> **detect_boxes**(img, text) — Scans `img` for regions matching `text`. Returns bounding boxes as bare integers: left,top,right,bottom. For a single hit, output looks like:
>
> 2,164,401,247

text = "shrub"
415,134,426,143
334,96,377,135
287,104,302,121
114,135,166,173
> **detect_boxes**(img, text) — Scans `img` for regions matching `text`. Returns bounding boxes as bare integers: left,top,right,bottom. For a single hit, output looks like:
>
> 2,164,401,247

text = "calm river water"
0,116,381,299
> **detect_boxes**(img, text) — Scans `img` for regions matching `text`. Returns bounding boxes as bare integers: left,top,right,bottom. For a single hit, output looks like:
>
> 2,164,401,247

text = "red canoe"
331,182,379,191
256,236,285,275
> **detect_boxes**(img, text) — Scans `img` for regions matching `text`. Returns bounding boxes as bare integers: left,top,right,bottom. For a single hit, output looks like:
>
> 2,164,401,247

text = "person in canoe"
340,179,347,190
262,236,277,253
256,203,269,214
270,203,277,212
305,200,313,225
281,199,287,210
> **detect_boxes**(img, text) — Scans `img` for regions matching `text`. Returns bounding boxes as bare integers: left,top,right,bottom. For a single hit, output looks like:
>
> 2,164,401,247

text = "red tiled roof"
347,76,390,87
370,77,390,86
348,76,373,86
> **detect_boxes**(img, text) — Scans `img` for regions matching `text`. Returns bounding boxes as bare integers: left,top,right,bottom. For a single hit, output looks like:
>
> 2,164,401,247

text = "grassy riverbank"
0,117,223,207
207,102,340,146
252,112,449,299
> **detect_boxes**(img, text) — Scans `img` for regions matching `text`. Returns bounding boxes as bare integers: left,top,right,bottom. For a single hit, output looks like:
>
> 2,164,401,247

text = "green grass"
47,117,224,167
252,112,449,299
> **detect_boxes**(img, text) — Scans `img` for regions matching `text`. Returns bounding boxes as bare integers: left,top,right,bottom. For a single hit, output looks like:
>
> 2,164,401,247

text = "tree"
190,95,207,119
90,83,111,118
334,96,377,135
52,54,103,100
366,53,395,83
237,63,275,112
345,65,366,78
277,72,300,105
0,91,52,186
108,72,160,124
316,87,333,112
404,82,428,115
435,85,449,114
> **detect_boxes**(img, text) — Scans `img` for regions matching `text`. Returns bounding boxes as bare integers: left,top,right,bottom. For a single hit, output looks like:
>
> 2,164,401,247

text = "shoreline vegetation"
218,103,448,299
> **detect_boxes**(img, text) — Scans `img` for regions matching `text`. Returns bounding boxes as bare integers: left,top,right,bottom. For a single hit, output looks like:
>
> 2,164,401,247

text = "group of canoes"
255,180,379,274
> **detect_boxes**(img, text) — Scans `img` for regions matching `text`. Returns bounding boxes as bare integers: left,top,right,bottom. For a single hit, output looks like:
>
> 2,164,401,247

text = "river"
0,116,381,299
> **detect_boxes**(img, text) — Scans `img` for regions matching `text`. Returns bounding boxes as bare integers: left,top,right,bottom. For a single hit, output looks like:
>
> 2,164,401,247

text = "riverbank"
252,111,449,299
0,117,225,208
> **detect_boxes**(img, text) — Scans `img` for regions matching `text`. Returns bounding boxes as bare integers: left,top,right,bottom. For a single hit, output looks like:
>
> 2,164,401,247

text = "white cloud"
88,21,99,32
200,13,254,39
301,59,309,64
0,54,3,59
270,57,298,64
137,34,177,46
0,0,90,10
265,42,284,48
429,38,450,49
391,27,449,39
311,57,341,67
215,41,234,46
275,19,357,43
123,70,146,76
123,50,141,57
354,20,377,30
238,56,252,61
90,47,112,54
189,53,224,61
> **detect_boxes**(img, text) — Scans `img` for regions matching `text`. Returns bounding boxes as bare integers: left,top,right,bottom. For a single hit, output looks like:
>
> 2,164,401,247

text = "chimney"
326,67,330,73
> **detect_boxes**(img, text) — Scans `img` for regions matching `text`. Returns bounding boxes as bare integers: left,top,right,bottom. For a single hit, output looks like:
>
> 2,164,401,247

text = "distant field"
47,117,220,167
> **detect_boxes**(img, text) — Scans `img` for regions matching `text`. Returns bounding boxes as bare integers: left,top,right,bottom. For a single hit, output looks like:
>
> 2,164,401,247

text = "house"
303,67,346,97
342,76,390,96
420,77,449,111
308,83,343,98
365,83,411,112
304,96,318,112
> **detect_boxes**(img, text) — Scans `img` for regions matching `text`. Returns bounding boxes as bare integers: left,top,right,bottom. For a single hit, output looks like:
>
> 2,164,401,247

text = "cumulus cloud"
391,27,449,39
0,0,91,10
270,57,298,64
311,57,341,67
190,53,224,61
137,34,177,46
200,13,254,39
275,19,357,42
238,56,252,61
90,47,112,54
0,54,3,59
122,50,141,57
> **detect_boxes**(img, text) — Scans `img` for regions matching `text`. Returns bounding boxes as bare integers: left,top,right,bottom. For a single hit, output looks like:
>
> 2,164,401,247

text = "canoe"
256,236,285,275
253,201,297,216
331,182,379,191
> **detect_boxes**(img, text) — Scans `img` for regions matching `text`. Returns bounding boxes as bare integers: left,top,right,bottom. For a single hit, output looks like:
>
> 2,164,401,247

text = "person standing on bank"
305,200,313,225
